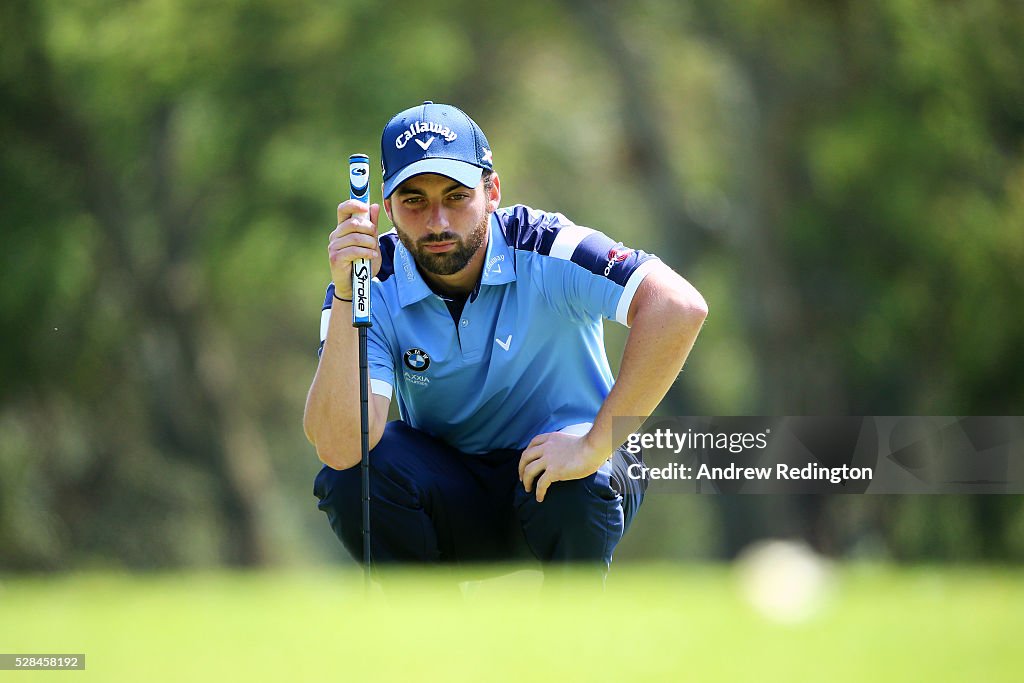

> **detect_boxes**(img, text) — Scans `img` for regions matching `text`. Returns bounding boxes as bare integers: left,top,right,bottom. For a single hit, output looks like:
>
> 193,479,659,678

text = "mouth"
422,241,457,253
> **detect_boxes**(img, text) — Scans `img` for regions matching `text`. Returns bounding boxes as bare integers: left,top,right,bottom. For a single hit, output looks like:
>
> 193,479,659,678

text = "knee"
313,462,360,508
522,462,621,511
518,475,621,526
312,422,448,557
311,426,416,541
313,464,363,557
515,464,624,565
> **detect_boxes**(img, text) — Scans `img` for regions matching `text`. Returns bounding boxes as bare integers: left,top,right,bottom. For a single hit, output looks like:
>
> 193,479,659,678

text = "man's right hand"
329,199,382,299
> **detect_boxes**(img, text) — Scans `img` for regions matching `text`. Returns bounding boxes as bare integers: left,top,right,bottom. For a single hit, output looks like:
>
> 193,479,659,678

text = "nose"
426,203,449,233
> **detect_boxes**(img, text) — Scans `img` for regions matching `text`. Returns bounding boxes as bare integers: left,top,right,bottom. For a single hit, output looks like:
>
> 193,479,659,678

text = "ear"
486,172,501,213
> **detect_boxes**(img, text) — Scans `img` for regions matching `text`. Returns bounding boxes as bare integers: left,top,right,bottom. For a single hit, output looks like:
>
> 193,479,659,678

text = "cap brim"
383,158,483,198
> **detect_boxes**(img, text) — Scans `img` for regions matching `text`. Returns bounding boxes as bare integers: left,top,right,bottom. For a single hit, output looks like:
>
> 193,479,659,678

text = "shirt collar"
479,212,517,287
394,213,517,308
394,239,434,308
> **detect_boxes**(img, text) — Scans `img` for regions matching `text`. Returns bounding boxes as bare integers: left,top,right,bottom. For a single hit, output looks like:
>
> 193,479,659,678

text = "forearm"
517,265,707,501
584,275,708,457
303,302,376,469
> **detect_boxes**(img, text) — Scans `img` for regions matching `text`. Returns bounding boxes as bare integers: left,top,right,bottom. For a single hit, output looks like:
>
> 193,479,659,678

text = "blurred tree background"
1,0,1022,571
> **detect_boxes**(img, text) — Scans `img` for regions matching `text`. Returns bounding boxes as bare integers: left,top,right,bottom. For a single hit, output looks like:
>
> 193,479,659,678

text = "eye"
402,196,424,206
448,193,469,202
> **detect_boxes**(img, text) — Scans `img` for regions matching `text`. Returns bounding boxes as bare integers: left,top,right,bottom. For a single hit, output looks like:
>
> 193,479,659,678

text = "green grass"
0,564,1022,682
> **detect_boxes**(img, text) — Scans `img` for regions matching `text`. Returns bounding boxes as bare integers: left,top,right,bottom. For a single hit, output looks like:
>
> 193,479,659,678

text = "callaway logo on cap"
381,101,493,198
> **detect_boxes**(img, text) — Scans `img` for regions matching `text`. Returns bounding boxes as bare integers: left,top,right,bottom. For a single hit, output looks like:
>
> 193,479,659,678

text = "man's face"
385,172,499,277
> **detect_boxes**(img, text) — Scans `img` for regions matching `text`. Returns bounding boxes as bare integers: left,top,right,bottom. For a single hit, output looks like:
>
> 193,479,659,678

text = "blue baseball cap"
381,101,493,198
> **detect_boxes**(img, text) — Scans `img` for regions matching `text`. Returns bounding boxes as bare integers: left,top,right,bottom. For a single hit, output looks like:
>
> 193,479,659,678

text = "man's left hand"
518,432,608,503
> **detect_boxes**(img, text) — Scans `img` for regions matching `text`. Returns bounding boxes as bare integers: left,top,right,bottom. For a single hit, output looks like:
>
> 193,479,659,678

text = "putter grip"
349,154,372,327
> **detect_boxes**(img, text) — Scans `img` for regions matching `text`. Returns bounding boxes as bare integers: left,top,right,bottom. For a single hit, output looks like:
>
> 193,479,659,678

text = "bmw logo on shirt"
403,348,431,372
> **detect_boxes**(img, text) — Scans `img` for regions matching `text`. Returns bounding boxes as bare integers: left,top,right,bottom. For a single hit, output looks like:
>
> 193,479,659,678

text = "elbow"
679,268,708,325
305,424,383,472
679,297,708,343
664,277,708,329
684,289,708,326
312,439,360,470
304,412,361,471
632,266,707,330
302,411,316,449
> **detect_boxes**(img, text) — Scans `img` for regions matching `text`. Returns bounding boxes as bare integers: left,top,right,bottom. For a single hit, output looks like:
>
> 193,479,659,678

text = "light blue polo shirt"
319,205,660,454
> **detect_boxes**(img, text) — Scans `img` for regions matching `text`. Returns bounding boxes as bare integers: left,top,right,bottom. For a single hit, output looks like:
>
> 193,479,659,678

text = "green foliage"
1,0,1022,569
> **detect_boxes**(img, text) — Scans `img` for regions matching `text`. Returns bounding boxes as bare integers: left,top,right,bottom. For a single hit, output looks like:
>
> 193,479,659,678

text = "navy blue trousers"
314,421,644,571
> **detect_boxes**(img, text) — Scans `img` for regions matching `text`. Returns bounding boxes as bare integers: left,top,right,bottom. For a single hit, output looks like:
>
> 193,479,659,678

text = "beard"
397,210,490,277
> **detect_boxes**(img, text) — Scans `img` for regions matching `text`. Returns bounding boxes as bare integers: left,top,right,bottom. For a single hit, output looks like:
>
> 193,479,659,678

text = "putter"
349,154,373,588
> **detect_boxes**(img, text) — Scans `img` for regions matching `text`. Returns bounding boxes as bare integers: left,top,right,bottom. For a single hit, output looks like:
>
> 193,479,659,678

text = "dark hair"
482,168,495,192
